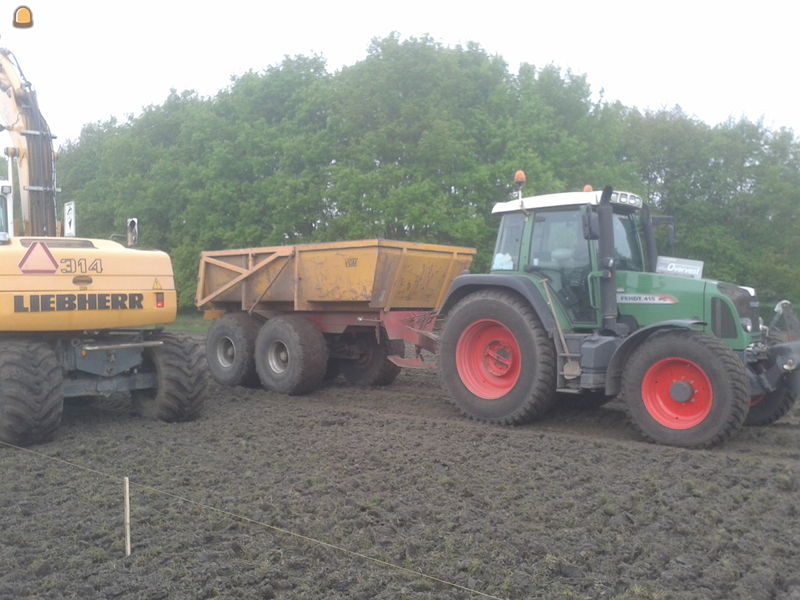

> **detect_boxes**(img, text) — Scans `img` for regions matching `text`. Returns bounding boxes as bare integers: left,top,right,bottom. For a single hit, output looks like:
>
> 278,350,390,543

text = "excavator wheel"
621,330,749,448
254,315,328,395
745,385,797,426
132,333,207,422
206,312,262,387
0,340,63,446
340,336,404,386
439,289,557,424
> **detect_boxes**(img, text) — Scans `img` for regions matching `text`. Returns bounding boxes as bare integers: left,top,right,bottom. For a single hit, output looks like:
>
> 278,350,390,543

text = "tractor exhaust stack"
597,185,619,335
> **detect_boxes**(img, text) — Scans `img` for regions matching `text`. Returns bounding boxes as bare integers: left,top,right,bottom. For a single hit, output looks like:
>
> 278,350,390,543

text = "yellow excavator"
0,47,206,445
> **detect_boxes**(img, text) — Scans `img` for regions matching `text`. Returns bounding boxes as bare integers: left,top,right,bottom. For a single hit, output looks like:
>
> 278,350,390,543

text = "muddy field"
1,356,799,600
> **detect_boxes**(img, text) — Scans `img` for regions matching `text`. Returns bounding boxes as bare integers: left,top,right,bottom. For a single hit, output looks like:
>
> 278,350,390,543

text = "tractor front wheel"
621,330,748,447
439,290,556,424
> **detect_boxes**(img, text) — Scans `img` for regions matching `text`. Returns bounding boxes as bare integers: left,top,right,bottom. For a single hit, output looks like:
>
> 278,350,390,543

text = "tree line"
56,34,800,310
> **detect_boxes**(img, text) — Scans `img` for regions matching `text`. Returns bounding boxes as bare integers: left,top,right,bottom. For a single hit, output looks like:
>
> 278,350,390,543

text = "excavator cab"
0,181,11,238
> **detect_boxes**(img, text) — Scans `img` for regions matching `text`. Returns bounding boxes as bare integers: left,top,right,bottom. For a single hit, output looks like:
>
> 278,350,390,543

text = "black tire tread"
341,336,403,387
0,340,64,445
621,330,748,448
744,385,797,426
439,289,556,425
255,315,328,395
134,332,207,422
206,312,261,387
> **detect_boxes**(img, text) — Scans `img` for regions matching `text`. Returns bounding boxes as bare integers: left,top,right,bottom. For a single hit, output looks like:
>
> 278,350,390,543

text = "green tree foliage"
56,35,800,308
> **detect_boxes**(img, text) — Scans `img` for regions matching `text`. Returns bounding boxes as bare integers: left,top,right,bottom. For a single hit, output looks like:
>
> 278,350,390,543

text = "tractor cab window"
613,212,645,272
529,207,594,322
492,212,525,270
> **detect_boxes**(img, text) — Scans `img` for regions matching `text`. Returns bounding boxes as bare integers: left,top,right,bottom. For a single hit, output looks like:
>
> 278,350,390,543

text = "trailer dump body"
196,239,475,313
197,239,475,395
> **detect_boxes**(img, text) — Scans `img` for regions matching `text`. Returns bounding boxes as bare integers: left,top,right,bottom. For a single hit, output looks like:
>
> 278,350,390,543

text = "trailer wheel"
133,333,207,422
255,315,328,395
439,290,556,424
206,312,261,387
341,336,403,386
621,330,748,447
745,386,797,426
0,340,63,446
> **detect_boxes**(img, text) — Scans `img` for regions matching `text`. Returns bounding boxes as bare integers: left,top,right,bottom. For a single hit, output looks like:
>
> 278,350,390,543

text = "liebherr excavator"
0,48,206,445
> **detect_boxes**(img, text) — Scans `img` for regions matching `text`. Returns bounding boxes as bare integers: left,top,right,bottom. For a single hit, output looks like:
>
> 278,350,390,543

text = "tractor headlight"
740,317,753,333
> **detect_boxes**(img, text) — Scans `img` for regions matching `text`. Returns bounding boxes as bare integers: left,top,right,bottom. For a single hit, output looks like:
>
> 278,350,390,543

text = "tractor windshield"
612,211,645,272
492,212,525,270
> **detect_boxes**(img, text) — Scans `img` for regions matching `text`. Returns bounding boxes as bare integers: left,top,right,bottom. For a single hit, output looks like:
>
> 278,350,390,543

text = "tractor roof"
492,190,643,214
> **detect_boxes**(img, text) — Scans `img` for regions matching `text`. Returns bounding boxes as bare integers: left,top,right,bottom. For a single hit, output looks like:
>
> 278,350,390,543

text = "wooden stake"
123,477,131,557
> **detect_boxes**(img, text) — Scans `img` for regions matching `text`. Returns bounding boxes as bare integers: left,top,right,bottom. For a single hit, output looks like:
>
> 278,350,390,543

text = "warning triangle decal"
18,241,59,274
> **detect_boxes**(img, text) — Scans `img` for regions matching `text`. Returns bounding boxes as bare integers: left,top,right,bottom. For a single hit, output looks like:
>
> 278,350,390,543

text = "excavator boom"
0,47,57,236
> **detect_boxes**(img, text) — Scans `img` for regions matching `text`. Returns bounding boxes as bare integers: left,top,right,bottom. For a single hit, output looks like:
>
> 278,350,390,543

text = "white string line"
0,440,508,600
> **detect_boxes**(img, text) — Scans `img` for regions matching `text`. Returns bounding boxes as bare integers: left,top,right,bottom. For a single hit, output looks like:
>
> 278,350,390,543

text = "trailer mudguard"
438,274,556,335
604,319,705,396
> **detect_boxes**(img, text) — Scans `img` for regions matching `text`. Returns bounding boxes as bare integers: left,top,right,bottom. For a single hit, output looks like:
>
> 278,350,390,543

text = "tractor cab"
490,187,759,351
492,188,649,329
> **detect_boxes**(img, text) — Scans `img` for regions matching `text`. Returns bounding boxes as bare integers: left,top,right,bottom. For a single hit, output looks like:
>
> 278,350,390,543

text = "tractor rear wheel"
206,312,261,387
340,335,403,386
132,333,207,422
439,290,556,424
621,330,748,447
0,340,63,445
745,385,797,426
255,315,328,395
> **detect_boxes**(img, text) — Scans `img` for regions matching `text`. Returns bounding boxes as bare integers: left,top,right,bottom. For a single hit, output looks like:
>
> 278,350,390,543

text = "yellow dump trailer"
196,239,475,395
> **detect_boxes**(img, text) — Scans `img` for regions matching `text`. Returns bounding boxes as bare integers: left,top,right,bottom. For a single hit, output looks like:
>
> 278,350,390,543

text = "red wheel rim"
750,395,766,407
641,357,712,429
455,319,521,399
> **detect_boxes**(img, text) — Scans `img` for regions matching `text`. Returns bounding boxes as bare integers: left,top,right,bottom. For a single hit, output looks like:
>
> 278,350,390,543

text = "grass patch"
165,310,211,333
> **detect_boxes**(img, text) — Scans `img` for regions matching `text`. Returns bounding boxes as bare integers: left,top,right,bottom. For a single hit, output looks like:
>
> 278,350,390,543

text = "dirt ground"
1,354,799,600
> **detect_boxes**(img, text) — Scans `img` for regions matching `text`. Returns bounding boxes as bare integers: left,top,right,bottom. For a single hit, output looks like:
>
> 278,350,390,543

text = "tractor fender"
438,274,556,335
604,319,705,396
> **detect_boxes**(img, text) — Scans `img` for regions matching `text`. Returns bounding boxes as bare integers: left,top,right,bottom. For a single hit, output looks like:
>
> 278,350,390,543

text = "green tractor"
438,181,799,447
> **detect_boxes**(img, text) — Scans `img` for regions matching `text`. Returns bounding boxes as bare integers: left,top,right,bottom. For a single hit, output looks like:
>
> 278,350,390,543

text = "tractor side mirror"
651,215,677,253
582,212,600,240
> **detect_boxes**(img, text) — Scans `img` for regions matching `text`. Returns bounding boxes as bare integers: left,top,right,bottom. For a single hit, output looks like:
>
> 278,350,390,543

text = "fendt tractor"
198,172,799,448
0,48,206,446
436,178,800,447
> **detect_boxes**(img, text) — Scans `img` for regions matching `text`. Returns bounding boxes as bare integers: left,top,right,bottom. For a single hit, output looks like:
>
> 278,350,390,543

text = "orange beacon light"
14,6,33,28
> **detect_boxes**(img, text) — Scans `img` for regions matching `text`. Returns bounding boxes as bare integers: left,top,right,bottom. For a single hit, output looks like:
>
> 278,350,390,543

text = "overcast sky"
1,1,798,147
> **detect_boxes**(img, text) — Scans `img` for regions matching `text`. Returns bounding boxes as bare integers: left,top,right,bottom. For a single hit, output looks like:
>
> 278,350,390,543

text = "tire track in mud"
7,366,800,600
219,368,800,469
